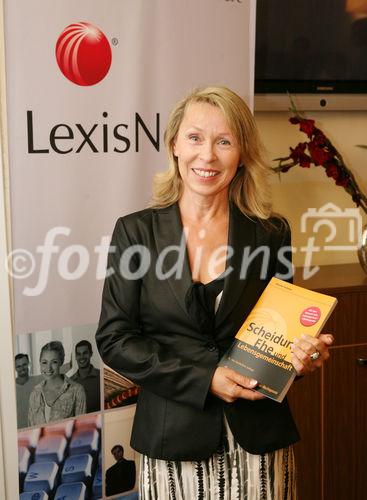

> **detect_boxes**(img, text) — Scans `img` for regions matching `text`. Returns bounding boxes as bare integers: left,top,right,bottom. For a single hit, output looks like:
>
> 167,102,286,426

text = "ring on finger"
310,350,320,361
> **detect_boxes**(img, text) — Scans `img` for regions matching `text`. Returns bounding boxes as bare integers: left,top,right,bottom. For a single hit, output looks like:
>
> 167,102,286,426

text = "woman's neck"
44,375,64,388
178,191,229,225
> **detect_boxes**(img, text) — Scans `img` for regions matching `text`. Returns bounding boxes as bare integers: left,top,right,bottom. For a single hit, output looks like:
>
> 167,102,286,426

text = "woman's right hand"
210,366,266,403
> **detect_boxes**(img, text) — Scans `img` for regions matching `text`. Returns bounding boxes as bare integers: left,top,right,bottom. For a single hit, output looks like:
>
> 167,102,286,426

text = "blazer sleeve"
95,217,217,411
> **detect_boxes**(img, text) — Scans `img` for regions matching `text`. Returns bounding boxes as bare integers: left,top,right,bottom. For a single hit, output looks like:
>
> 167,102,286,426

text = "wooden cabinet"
290,264,367,500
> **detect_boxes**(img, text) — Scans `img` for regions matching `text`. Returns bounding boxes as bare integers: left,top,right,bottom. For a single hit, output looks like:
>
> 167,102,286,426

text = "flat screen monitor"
255,0,367,110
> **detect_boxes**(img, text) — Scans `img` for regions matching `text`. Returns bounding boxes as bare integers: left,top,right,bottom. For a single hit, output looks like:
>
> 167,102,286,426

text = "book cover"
219,277,337,402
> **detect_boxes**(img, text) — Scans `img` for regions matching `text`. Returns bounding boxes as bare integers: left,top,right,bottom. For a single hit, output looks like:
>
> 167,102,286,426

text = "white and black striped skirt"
139,418,297,499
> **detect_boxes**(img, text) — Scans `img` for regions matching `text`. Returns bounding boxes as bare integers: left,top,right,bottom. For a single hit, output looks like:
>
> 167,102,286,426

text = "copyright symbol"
6,249,35,279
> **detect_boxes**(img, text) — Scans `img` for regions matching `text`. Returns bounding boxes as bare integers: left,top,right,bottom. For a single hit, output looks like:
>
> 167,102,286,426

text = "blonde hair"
151,86,273,219
40,341,65,364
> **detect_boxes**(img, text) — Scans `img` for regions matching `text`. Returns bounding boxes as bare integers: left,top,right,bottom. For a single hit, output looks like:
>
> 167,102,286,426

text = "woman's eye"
219,139,230,146
188,135,200,142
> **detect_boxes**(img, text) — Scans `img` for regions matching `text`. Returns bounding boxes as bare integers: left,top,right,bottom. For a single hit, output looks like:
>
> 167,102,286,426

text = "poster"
2,0,256,497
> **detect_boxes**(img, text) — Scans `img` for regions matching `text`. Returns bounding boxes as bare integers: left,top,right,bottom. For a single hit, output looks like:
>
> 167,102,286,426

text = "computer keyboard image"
18,414,102,500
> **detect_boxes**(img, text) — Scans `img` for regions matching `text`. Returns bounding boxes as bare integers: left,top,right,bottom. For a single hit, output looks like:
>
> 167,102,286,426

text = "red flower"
335,171,350,188
290,143,312,168
308,141,333,166
324,162,350,187
324,162,339,180
299,119,315,138
290,142,306,154
278,109,367,215
312,131,327,147
289,117,300,125
289,117,315,138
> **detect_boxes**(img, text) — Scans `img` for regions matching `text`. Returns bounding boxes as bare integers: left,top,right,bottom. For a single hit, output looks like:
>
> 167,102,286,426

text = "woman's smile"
40,350,62,377
191,168,219,179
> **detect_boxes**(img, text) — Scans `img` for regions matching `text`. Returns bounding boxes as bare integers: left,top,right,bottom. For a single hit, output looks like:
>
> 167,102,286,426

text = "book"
103,366,139,409
219,277,337,402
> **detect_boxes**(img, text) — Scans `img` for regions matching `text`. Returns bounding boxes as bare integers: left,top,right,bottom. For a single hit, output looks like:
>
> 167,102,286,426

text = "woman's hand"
290,333,334,375
210,366,266,403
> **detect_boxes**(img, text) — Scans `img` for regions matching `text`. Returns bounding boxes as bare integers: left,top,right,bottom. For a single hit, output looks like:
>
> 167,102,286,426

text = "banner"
3,0,256,497
5,0,255,333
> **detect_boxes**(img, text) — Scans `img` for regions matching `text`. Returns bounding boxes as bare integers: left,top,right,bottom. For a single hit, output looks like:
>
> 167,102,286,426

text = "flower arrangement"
273,104,367,214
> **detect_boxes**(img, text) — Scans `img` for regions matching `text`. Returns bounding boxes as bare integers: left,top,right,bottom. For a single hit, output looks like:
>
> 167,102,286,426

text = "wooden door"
288,371,322,500
323,345,367,500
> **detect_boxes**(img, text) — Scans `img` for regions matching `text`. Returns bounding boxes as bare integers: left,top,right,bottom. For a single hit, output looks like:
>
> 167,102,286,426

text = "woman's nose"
199,141,217,162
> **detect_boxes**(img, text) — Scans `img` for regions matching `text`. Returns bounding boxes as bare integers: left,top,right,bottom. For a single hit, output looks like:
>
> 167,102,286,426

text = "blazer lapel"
152,202,259,326
215,203,258,328
152,203,192,318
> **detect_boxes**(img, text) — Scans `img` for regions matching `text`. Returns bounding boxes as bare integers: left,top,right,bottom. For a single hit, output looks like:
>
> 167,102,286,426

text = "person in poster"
28,341,86,425
105,444,136,496
71,339,101,413
15,353,41,428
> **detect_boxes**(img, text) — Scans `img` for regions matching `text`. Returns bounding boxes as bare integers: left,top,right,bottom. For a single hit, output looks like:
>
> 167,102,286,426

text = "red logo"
56,22,112,86
300,307,321,327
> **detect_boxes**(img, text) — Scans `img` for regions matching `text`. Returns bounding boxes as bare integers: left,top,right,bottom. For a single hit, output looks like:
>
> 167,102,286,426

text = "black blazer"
96,202,300,460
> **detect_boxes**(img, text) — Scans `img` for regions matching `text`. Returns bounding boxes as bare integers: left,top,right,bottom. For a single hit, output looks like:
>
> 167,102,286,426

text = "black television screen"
255,0,367,110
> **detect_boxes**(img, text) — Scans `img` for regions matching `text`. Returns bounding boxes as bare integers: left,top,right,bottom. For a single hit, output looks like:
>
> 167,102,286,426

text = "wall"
0,0,18,496
255,110,367,267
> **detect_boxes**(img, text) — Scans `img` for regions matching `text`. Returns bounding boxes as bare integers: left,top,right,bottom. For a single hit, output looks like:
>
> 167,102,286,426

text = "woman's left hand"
290,333,334,375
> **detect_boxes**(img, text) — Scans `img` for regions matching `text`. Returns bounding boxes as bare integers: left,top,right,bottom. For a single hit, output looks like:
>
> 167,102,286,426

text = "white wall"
0,0,18,496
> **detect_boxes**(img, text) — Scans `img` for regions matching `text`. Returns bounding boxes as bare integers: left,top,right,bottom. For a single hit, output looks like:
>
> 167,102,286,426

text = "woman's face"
173,102,241,200
40,350,62,378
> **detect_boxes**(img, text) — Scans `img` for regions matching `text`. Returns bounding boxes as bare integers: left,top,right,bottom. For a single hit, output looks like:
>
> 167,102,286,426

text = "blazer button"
207,342,217,352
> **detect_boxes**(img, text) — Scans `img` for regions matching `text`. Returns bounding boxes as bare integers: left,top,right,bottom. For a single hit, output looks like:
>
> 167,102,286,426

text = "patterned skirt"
139,418,297,500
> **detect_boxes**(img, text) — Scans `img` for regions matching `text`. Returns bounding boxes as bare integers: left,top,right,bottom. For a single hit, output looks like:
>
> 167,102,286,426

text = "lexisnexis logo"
55,22,112,86
26,22,160,155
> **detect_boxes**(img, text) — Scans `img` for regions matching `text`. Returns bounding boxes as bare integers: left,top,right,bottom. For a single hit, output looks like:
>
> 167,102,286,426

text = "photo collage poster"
16,325,139,499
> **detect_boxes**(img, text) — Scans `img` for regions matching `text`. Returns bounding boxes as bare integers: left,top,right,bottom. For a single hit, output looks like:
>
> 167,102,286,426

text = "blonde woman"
28,341,86,425
96,87,333,499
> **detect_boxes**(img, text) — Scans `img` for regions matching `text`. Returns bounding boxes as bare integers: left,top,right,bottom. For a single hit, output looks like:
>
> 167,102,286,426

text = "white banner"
5,0,255,334
3,0,256,497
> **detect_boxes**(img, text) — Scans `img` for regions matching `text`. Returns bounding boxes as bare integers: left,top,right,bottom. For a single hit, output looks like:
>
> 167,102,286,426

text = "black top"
185,276,225,337
105,458,136,496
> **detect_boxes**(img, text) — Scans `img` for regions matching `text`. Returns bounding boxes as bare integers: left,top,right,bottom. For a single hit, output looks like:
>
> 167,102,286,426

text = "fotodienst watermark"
4,203,364,296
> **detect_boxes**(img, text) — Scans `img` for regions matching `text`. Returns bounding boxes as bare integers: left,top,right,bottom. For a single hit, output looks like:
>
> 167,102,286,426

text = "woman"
96,87,333,499
28,341,86,425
